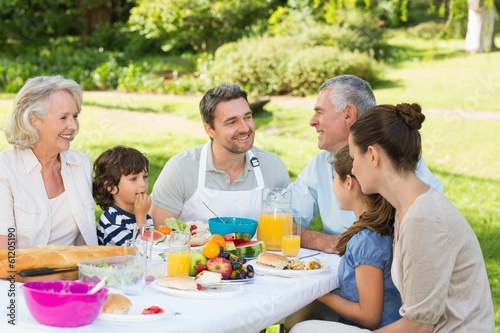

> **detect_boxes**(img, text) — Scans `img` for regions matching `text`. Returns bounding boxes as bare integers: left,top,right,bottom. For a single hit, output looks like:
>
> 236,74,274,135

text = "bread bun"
158,275,198,291
102,294,131,314
256,252,290,270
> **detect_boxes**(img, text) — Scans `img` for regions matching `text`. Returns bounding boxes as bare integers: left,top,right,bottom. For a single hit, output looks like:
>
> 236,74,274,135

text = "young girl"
93,146,153,245
287,146,401,332
346,103,494,332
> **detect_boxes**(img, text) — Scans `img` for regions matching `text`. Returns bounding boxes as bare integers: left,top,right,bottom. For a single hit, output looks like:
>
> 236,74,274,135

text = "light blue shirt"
288,150,444,234
338,228,402,328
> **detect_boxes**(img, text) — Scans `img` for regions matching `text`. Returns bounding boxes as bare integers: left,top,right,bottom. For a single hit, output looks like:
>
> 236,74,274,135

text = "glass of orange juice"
282,214,301,257
166,231,191,276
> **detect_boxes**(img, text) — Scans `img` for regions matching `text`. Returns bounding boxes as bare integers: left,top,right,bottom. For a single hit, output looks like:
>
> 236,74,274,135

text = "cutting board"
15,269,79,283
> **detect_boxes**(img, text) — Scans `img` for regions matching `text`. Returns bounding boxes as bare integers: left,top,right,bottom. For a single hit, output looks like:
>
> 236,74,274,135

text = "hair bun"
395,103,425,130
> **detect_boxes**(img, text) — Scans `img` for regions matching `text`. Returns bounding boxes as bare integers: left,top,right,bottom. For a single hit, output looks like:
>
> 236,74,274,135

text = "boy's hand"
135,193,152,225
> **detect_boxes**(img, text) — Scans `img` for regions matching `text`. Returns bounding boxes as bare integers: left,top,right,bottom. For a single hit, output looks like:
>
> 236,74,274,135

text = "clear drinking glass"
121,239,147,295
282,214,301,257
167,231,191,276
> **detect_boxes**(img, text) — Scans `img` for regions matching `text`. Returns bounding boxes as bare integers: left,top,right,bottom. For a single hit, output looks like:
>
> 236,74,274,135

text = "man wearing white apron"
149,84,289,227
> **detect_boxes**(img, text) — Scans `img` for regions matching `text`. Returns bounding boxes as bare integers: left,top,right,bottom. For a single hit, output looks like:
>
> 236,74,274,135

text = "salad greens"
163,217,187,231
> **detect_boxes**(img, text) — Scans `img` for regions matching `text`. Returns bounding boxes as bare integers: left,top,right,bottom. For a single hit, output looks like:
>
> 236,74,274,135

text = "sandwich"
157,275,200,291
256,252,290,270
102,294,132,314
195,270,222,287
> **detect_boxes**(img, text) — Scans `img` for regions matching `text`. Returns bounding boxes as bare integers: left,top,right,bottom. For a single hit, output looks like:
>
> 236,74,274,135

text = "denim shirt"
338,228,402,328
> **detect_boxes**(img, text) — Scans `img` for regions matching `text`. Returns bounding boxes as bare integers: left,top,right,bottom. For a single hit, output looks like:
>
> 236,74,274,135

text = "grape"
237,257,247,265
231,262,242,271
82,276,91,283
230,269,240,279
145,275,155,283
219,252,230,260
246,265,254,273
238,270,247,279
247,271,254,278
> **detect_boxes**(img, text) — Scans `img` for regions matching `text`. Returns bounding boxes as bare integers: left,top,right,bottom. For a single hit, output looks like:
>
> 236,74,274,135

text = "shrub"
117,63,165,93
207,36,381,96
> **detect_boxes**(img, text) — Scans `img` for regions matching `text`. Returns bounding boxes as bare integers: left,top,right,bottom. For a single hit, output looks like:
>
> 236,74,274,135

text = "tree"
128,0,275,54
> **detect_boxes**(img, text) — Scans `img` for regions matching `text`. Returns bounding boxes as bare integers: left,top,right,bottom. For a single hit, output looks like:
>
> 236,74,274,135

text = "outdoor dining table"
0,249,341,333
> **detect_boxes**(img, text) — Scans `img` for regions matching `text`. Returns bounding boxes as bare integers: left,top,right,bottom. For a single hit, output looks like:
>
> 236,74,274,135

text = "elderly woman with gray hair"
0,75,97,249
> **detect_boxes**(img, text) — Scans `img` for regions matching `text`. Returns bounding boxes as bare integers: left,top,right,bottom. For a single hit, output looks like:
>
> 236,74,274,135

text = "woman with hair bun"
350,103,493,332
292,103,494,332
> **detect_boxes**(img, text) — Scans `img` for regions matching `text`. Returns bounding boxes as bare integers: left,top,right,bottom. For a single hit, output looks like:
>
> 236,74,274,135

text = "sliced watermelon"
140,230,167,245
225,241,236,251
223,232,252,242
226,240,266,258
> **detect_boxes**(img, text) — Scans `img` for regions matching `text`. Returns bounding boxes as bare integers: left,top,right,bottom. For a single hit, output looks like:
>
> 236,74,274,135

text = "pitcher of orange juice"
257,188,292,251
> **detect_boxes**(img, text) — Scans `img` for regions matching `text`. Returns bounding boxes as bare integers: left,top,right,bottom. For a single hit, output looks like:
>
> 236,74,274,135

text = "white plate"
151,279,243,299
247,259,329,277
97,301,174,323
203,278,255,287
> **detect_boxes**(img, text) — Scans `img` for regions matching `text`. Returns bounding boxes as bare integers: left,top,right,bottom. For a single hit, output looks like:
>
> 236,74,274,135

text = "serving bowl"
22,280,108,327
78,255,166,288
208,217,258,239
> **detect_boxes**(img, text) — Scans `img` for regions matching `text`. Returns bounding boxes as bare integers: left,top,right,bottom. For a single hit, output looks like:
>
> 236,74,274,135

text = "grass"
0,34,499,331
376,31,500,112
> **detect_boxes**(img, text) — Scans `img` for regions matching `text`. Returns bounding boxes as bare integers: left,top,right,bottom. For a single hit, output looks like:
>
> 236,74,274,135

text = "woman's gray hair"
319,75,376,117
5,75,82,148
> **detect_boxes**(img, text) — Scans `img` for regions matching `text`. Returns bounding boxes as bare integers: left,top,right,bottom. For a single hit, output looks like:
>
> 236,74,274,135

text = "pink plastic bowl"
22,280,108,327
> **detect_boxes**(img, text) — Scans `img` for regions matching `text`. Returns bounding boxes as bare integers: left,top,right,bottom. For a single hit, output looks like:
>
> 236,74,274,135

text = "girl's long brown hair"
333,146,395,256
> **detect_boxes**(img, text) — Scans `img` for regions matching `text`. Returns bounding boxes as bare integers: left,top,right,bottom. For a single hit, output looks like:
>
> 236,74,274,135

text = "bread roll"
0,245,134,278
256,252,290,270
102,294,132,314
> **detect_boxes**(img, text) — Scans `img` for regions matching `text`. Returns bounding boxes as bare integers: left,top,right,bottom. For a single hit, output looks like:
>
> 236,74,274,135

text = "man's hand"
300,227,339,254
134,192,152,225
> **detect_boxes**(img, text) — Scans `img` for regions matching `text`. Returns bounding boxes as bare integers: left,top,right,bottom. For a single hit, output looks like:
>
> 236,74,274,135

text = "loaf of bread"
0,245,133,278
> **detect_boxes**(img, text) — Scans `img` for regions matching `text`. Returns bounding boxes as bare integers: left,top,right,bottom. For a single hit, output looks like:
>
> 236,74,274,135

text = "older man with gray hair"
288,75,443,253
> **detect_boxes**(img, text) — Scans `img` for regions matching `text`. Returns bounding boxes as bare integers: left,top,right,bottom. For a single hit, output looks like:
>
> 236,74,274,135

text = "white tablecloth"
0,250,340,333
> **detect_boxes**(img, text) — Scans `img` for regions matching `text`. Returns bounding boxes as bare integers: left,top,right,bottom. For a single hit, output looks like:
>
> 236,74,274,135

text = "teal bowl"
208,217,257,239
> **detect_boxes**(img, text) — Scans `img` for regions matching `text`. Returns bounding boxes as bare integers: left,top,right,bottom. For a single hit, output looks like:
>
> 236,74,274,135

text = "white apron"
178,142,265,223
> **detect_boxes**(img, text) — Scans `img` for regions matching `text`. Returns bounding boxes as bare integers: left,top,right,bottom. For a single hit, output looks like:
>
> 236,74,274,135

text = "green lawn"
0,35,499,330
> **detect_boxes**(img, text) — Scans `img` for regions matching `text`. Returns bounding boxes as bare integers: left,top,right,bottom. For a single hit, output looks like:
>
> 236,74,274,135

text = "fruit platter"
187,233,256,281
